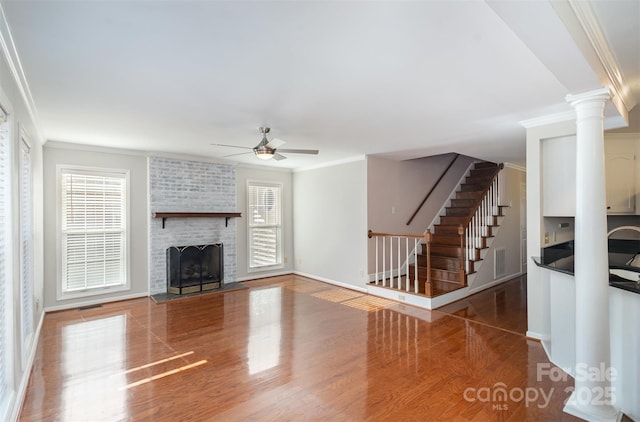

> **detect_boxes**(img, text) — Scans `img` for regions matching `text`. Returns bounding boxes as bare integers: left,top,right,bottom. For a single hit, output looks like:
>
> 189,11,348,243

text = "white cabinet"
542,134,639,217
605,135,637,214
542,136,576,216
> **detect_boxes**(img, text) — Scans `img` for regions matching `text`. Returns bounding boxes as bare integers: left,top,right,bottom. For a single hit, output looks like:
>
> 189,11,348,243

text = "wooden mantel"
152,212,242,228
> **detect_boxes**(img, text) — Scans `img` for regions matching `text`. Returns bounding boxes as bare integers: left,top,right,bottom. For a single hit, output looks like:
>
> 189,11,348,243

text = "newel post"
425,229,432,297
458,225,466,286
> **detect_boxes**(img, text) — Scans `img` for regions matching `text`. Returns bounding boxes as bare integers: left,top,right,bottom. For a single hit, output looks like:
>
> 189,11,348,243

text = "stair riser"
456,191,483,199
469,168,498,178
460,184,486,192
445,207,472,217
431,256,463,271
465,175,495,185
434,225,462,235
422,244,462,257
407,269,465,289
473,162,498,169
431,235,461,246
450,199,477,208
439,216,467,226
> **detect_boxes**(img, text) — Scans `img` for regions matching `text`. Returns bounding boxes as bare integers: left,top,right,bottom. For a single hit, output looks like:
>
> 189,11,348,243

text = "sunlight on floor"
124,360,208,389
311,289,363,303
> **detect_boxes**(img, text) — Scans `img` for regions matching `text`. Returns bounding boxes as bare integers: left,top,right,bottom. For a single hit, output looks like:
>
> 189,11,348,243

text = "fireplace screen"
166,244,223,294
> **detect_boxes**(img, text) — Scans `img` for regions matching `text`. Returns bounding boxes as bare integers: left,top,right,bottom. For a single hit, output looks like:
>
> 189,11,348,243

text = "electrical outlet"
297,258,302,265
398,294,405,301
544,232,549,244
359,269,364,277
284,257,288,264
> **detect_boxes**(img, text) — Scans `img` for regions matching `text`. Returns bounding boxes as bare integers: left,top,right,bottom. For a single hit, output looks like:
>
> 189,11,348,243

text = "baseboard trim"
292,271,368,293
235,270,294,282
10,310,45,421
44,292,149,313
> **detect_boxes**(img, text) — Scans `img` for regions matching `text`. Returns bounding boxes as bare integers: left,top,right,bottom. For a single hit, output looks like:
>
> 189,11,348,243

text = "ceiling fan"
212,127,319,161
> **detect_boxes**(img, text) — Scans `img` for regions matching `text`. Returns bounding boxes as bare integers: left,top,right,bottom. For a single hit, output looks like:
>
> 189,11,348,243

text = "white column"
564,88,619,422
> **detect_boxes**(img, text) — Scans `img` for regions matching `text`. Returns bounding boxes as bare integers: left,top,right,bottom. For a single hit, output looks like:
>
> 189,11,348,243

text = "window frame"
56,165,131,300
246,180,283,272
18,128,34,367
0,100,14,420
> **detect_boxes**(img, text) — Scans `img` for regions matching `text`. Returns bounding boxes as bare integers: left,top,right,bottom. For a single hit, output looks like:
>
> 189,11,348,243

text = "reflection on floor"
20,274,586,421
436,275,528,335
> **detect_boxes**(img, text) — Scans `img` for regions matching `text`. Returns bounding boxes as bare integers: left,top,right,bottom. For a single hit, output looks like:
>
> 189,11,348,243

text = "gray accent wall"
42,145,149,308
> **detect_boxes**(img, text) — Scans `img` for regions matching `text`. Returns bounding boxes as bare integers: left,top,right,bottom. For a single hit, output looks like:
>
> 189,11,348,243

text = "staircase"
408,161,504,297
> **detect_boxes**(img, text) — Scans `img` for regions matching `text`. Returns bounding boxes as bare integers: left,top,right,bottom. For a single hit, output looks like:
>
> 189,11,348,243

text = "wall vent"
494,247,506,279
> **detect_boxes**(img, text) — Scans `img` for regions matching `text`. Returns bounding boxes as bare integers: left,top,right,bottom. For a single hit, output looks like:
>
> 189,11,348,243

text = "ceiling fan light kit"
254,127,275,160
213,127,319,162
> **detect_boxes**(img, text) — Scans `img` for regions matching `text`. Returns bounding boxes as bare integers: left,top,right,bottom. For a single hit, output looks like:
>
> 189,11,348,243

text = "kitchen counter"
532,239,640,295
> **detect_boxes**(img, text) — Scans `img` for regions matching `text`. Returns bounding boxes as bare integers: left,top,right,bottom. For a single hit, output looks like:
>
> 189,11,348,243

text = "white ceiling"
1,0,638,169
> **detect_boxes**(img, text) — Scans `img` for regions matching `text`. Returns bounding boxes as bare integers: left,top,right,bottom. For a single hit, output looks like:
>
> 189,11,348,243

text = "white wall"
236,165,294,280
42,143,149,309
293,159,368,290
525,118,576,341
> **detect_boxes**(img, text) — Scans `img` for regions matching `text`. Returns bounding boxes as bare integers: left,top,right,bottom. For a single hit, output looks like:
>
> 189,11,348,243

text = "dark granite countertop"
532,239,640,295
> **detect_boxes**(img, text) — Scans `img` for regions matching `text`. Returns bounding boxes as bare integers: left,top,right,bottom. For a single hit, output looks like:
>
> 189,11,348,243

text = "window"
247,182,282,270
19,134,33,361
58,167,129,299
0,103,13,416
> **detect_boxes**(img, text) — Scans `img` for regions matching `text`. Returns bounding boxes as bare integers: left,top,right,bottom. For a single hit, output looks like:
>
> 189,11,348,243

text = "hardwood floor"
20,275,583,421
436,275,528,335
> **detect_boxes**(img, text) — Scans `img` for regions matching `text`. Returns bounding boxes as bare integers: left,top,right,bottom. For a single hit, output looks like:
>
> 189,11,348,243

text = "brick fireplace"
148,157,237,295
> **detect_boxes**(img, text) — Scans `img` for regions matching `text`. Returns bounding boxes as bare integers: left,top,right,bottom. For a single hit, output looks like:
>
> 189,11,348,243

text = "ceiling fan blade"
224,151,252,158
266,138,286,149
276,148,319,155
211,143,252,150
272,153,287,161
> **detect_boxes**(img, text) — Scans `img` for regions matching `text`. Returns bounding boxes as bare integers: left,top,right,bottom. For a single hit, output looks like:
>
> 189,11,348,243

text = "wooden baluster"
425,229,432,297
458,225,465,286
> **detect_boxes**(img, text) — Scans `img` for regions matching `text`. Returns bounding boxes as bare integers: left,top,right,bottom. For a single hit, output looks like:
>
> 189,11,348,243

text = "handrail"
368,230,424,239
458,163,503,227
406,153,460,226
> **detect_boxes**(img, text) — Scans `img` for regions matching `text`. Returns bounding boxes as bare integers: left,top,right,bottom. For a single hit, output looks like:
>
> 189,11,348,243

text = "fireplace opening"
166,244,223,294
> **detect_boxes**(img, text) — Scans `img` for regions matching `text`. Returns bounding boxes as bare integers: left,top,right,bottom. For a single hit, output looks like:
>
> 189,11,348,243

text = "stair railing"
367,230,431,294
463,165,503,274
368,163,504,296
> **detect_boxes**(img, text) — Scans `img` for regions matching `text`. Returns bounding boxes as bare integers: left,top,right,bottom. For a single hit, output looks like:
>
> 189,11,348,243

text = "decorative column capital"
566,87,611,109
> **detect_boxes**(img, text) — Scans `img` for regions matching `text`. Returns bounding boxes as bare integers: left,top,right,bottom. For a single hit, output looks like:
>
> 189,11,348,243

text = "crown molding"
0,4,42,142
504,162,526,172
519,111,575,129
552,0,635,121
568,0,635,115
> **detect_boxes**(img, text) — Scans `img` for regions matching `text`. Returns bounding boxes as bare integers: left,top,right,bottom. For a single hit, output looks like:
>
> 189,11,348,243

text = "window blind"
248,183,282,268
0,107,9,402
61,170,127,292
20,139,33,345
